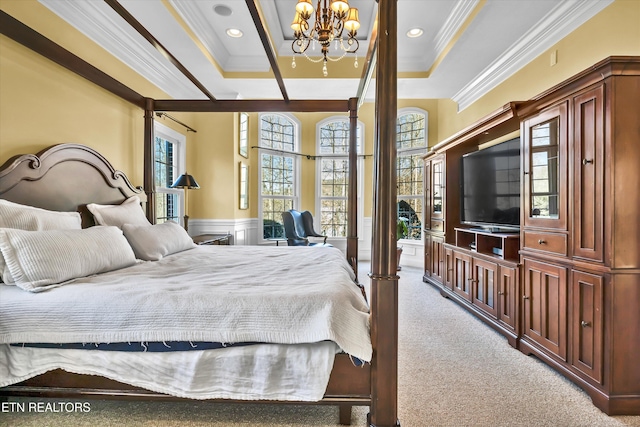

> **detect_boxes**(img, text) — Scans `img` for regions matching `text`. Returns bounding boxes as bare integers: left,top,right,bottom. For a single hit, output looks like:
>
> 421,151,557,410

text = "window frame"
154,121,186,225
257,113,301,242
396,107,428,242
314,116,364,239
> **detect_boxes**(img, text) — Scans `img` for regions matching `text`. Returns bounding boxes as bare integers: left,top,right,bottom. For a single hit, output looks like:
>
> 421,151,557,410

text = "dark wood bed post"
369,0,400,426
143,97,156,223
347,97,359,279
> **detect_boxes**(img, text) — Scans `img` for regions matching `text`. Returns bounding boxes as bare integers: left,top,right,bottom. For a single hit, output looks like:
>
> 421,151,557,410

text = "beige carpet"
2,264,639,427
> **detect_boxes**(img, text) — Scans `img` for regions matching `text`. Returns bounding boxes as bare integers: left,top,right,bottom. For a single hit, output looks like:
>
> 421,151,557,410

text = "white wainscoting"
187,217,424,270
188,218,259,246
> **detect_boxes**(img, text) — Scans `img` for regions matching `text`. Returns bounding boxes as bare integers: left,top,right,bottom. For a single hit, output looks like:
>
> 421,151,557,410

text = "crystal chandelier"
291,0,361,77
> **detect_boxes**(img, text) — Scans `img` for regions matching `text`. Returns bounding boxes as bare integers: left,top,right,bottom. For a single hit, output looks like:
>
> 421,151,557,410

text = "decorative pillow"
87,196,150,229
0,226,137,292
0,199,82,230
122,221,196,261
0,199,82,284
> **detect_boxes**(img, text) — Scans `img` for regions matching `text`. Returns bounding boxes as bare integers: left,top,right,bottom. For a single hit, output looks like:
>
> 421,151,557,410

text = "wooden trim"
347,97,359,278
104,0,216,101
245,0,289,101
428,102,525,155
0,10,145,108
356,10,378,105
143,98,156,223
369,0,400,426
153,99,349,112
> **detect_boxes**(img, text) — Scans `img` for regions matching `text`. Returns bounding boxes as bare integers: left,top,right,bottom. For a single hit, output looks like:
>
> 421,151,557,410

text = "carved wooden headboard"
0,144,146,227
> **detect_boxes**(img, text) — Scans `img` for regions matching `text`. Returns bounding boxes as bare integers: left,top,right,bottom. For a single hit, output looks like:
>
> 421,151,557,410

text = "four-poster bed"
0,1,400,426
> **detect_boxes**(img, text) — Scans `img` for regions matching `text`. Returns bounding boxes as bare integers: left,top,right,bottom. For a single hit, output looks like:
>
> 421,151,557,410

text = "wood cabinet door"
430,235,445,284
572,84,605,263
452,250,472,301
522,258,568,360
471,257,498,317
444,247,454,290
423,234,431,279
522,102,568,231
571,270,603,384
498,264,519,332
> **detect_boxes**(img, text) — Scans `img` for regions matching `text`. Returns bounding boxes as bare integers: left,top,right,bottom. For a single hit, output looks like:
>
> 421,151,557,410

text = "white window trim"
154,121,186,225
314,116,365,239
257,113,301,242
397,108,428,243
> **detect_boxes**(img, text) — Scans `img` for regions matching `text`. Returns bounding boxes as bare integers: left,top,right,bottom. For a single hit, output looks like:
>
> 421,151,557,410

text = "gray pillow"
122,221,196,261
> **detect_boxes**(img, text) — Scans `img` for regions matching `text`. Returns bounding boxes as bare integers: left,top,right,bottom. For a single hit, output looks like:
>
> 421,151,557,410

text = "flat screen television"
460,137,520,232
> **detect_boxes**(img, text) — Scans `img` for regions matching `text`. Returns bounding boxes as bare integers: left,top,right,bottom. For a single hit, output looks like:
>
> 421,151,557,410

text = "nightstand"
193,233,232,245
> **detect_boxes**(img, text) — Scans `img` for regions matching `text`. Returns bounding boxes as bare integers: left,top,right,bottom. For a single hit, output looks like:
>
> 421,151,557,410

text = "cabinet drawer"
430,220,444,232
523,231,567,256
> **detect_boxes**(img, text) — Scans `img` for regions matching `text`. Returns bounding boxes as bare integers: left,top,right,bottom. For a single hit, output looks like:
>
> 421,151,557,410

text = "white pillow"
87,196,150,229
0,199,82,284
0,199,82,230
122,221,196,261
0,226,137,292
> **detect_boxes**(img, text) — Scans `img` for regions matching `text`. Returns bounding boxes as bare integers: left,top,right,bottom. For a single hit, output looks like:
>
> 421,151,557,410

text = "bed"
0,144,372,424
0,2,401,425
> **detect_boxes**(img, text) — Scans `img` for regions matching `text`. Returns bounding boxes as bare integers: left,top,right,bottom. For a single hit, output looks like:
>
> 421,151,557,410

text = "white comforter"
0,245,371,360
0,245,371,401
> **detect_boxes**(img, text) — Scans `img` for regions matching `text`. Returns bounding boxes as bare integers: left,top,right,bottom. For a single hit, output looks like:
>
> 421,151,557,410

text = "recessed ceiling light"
226,28,243,38
213,5,233,17
406,28,424,38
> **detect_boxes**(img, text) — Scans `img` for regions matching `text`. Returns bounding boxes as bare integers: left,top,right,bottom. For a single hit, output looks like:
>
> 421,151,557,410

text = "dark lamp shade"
171,173,200,189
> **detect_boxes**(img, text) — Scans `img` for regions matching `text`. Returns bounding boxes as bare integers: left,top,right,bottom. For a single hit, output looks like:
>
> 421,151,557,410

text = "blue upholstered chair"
282,209,331,247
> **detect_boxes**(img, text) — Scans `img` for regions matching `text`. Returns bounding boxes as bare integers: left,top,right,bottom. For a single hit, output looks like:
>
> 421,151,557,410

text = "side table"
193,233,232,245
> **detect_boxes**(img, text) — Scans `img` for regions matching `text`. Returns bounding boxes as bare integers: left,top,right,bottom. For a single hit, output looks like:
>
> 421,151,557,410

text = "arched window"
396,109,427,240
316,117,363,238
259,113,299,240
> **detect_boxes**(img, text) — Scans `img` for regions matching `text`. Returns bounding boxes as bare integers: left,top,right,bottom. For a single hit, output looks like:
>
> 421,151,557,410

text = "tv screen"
460,138,520,230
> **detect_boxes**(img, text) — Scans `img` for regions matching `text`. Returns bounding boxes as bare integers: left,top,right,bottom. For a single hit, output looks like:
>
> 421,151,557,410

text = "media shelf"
454,227,520,261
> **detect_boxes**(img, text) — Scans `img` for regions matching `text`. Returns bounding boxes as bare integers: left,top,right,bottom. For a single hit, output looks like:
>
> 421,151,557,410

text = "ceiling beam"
245,0,289,102
154,99,349,113
0,10,145,108
356,10,379,107
103,0,217,101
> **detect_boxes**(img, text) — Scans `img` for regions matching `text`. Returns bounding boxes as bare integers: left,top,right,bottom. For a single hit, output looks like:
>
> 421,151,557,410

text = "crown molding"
452,0,614,111
39,0,204,99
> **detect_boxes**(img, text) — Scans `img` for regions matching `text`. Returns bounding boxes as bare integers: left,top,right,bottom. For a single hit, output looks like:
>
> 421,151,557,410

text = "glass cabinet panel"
523,102,567,230
431,158,444,218
530,119,559,219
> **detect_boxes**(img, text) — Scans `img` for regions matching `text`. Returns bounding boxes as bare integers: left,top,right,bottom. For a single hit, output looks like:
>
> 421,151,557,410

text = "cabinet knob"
582,158,593,165
498,291,505,295
523,295,530,300
581,320,591,328
538,239,546,244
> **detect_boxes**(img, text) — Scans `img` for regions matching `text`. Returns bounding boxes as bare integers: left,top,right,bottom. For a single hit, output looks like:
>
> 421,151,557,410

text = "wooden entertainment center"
422,57,640,415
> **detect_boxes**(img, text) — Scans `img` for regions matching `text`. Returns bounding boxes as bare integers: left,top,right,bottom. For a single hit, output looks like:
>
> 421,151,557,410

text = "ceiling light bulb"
406,28,424,38
226,28,243,38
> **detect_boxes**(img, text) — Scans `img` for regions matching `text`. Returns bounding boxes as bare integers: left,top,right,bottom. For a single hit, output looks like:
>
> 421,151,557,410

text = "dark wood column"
347,97,359,279
369,0,400,426
143,98,156,223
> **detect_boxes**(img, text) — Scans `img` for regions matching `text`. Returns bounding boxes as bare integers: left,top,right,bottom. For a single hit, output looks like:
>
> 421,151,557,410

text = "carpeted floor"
2,264,639,427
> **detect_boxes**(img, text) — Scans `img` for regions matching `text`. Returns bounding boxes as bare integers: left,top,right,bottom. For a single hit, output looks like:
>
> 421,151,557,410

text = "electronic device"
460,137,521,232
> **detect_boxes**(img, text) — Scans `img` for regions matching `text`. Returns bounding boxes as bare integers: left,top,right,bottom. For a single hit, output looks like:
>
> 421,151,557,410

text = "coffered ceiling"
37,0,612,109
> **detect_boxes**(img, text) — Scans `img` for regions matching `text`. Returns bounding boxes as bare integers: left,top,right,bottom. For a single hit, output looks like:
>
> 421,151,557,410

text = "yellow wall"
1,0,638,223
